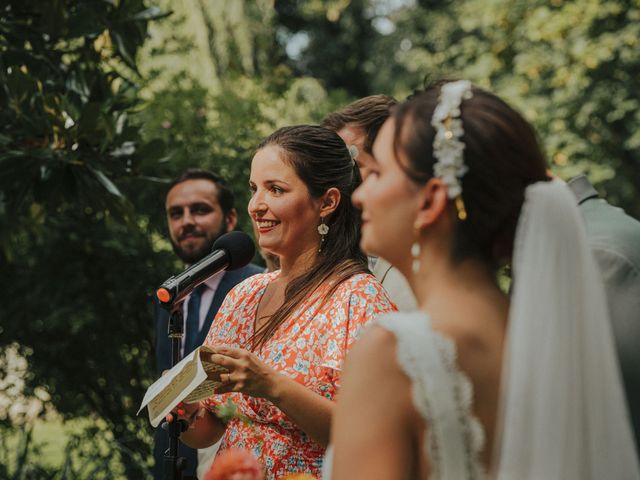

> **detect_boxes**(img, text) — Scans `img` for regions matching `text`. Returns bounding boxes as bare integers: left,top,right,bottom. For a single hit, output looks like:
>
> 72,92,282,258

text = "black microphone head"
212,231,256,270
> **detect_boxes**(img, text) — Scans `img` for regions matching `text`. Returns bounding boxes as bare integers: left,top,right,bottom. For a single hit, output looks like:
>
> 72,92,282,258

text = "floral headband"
347,144,360,169
431,80,473,220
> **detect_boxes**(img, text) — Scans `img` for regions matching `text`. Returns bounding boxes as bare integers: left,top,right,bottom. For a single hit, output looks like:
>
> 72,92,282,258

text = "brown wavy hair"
250,125,368,351
322,94,398,154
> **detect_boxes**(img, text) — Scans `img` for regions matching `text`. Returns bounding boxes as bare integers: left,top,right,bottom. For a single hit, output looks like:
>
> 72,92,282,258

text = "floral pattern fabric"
203,271,396,480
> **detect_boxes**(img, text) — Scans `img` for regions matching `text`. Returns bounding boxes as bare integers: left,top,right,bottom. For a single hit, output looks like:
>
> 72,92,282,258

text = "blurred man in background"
324,95,417,311
569,174,640,454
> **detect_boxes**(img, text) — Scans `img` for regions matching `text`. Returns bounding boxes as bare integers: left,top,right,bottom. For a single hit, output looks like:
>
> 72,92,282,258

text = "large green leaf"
88,165,124,198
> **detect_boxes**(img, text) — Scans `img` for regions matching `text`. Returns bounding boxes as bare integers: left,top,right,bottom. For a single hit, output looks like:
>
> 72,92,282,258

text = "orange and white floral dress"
203,270,396,480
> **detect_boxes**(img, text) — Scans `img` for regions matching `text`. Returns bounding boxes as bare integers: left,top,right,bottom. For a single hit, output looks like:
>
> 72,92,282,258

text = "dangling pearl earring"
318,217,329,253
411,241,421,274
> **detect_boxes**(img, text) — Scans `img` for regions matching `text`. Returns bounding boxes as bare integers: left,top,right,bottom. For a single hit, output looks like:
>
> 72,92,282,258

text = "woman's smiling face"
248,145,323,262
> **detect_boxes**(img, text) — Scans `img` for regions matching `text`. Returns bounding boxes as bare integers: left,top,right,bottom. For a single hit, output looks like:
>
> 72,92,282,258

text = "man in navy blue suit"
153,169,262,480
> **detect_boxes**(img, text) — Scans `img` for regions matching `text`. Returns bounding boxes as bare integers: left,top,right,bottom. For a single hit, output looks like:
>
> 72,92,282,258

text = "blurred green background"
1,0,638,477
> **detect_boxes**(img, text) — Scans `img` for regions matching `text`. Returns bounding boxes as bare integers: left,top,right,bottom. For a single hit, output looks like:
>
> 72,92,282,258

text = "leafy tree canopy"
1,0,638,477
0,0,168,476
369,0,640,217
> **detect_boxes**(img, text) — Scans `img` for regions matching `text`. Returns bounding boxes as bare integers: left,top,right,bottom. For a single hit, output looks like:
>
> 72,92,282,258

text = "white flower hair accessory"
431,80,473,220
347,144,359,164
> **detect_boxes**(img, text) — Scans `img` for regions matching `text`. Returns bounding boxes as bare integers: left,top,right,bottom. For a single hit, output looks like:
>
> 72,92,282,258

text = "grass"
2,416,149,478
3,416,82,470
32,417,76,467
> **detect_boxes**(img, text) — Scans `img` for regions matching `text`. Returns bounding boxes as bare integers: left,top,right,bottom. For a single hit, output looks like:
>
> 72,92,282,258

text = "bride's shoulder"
375,310,430,331
340,318,417,413
350,320,401,363
343,316,415,381
430,311,505,390
344,312,432,389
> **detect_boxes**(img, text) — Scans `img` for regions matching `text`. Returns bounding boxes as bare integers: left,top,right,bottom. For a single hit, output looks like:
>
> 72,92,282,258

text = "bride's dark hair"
393,81,549,270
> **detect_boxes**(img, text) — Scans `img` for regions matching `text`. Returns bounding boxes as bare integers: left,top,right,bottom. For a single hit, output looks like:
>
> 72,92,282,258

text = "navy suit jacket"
153,262,262,479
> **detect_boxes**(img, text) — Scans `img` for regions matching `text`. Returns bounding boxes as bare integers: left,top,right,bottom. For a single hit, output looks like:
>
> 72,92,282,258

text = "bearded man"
154,169,261,480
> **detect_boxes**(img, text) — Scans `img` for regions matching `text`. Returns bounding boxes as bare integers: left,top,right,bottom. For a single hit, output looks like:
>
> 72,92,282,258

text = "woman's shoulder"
336,272,387,296
224,270,278,301
337,272,396,305
233,269,278,289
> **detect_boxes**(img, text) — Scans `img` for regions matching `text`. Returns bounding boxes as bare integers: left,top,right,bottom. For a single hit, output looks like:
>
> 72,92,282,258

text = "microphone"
156,231,255,307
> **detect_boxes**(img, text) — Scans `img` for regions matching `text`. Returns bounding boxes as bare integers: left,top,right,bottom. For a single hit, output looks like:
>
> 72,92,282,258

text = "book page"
147,356,200,425
184,354,227,402
138,345,228,427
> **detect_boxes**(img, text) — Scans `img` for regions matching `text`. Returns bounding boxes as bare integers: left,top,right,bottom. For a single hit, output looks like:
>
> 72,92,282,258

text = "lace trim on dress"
377,312,485,480
430,329,485,479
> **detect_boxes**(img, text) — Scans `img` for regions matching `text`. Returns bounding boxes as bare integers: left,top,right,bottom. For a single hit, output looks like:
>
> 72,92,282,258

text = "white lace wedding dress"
324,182,640,480
323,311,486,480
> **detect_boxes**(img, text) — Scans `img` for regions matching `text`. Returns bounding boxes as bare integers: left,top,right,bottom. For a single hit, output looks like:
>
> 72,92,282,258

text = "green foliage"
1,418,153,479
275,0,382,97
0,424,55,479
369,0,640,218
0,0,168,477
0,0,167,230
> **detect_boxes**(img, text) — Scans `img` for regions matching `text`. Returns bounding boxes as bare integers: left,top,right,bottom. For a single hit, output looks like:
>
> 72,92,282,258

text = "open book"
138,345,227,427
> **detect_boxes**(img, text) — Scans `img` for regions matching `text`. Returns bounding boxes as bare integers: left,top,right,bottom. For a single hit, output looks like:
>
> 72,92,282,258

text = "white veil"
493,180,639,479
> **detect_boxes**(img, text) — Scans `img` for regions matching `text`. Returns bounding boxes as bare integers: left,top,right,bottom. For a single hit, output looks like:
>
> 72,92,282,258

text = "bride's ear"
414,177,450,230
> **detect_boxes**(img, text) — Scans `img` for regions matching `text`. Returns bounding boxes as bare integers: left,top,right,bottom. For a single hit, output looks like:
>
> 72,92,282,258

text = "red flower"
205,448,264,480
277,475,318,480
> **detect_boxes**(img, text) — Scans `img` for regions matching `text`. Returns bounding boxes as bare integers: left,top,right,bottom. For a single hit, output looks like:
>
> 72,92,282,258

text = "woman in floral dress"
178,125,396,479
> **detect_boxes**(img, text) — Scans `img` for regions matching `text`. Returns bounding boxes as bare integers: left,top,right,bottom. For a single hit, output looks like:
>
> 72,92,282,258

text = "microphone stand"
154,231,256,479
161,300,197,480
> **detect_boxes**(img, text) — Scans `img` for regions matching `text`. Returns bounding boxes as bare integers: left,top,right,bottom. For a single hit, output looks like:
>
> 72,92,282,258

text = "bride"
326,80,640,479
